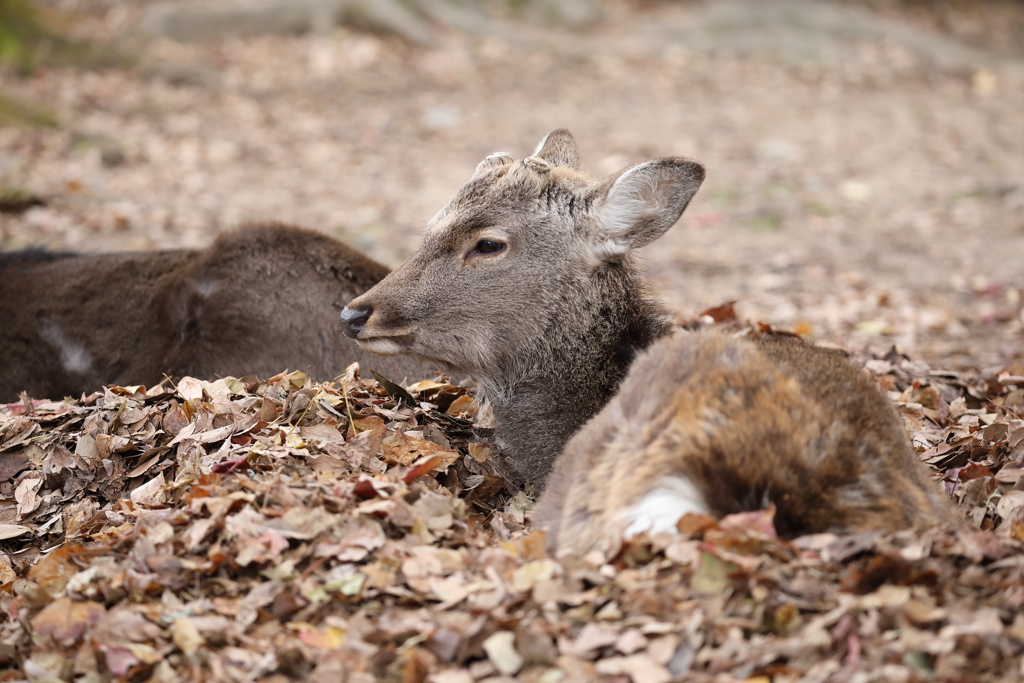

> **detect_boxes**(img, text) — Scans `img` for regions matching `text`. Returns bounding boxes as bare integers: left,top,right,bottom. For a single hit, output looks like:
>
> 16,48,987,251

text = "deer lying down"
340,129,952,555
0,223,431,403
532,331,953,554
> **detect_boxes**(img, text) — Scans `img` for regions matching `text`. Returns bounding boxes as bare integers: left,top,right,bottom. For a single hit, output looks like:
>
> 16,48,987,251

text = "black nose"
340,305,372,338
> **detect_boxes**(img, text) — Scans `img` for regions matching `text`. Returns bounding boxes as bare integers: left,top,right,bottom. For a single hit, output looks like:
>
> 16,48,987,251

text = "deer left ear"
589,158,705,259
533,128,580,170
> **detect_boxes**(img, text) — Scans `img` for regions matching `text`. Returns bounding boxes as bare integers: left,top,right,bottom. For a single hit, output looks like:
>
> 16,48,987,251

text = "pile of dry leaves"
2,337,1024,682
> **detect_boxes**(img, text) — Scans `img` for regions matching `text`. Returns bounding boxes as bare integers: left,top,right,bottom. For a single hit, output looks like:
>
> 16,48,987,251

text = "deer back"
161,223,429,383
0,223,431,402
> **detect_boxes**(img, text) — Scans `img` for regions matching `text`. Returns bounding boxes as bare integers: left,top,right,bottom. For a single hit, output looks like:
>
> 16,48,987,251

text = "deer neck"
480,272,671,488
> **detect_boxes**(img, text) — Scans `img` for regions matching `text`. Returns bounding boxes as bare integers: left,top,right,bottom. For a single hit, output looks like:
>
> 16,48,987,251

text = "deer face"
341,129,704,378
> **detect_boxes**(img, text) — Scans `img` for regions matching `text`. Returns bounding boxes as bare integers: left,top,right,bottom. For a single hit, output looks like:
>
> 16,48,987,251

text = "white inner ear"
589,165,666,264
533,134,552,157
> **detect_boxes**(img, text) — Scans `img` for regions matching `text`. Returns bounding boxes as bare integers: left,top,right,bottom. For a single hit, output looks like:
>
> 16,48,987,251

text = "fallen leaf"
699,301,737,323
383,430,459,468
0,523,32,540
177,377,205,402
403,454,444,482
172,617,206,655
370,369,416,405
483,630,523,675
468,442,492,463
298,625,347,649
15,476,43,517
130,473,167,507
28,543,88,595
565,622,619,658
996,490,1024,523
0,558,16,583
691,550,737,595
719,506,777,537
445,394,478,418
595,653,671,683
511,560,558,593
31,597,106,646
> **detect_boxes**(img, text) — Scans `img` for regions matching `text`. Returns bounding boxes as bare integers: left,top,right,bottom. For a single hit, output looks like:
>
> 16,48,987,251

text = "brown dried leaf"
446,395,478,418
28,543,88,596
15,476,43,517
177,377,205,402
383,430,458,468
595,653,672,683
129,472,167,507
31,597,106,646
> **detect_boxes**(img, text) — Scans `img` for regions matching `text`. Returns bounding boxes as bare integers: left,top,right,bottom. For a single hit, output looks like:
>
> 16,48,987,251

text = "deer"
0,222,432,403
340,129,953,556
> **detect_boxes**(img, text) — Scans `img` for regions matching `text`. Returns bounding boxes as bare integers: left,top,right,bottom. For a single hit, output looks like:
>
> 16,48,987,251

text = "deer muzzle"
340,305,371,339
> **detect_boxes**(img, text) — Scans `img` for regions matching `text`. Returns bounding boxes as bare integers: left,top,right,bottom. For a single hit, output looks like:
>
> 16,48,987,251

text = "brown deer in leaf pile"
0,223,431,403
341,129,952,555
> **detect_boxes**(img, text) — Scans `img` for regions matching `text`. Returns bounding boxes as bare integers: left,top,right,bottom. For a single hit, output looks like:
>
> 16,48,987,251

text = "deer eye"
467,239,506,258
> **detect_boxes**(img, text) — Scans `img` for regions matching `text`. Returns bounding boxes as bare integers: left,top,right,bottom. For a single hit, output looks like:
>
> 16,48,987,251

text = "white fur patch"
38,320,93,375
357,337,406,357
533,133,555,157
620,476,709,539
585,237,630,267
195,277,217,296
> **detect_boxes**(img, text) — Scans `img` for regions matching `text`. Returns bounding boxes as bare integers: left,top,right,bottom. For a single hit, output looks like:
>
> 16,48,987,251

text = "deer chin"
356,335,411,357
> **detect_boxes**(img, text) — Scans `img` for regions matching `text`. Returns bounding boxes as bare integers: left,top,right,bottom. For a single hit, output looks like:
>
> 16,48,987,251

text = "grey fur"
343,130,703,484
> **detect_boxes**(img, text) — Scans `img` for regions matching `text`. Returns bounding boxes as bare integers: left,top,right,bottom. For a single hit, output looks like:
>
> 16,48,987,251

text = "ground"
2,1,1024,681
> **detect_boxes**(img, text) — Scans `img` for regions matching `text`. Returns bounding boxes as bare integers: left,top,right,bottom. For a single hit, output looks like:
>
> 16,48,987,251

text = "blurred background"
1,0,1023,370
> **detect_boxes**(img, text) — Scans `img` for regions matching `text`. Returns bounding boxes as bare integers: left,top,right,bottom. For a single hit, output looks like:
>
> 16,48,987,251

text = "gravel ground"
2,0,1024,371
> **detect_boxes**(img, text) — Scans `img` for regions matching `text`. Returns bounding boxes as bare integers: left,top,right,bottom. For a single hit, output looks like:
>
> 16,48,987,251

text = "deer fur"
341,129,952,555
533,331,953,554
0,222,431,403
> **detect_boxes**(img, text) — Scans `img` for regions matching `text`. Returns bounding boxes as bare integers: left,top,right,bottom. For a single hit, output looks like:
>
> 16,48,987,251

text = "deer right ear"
589,158,705,261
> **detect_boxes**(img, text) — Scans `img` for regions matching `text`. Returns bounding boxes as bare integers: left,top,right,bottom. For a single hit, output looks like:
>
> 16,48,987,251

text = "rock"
523,0,604,29
671,0,986,71
136,0,436,45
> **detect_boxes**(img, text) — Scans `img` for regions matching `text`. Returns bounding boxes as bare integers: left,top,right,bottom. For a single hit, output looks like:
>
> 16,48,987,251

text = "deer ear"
533,128,580,170
589,158,705,260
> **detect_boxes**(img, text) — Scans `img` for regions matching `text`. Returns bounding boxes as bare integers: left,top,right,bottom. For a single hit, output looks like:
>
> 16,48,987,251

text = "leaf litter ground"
2,320,1024,682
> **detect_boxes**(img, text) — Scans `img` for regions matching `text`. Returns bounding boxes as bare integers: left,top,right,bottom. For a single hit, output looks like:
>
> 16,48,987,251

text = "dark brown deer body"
342,130,952,555
0,223,430,402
